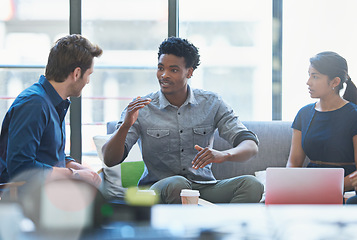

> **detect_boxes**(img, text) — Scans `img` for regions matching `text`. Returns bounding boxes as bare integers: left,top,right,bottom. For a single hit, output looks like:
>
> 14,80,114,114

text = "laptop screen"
265,167,344,205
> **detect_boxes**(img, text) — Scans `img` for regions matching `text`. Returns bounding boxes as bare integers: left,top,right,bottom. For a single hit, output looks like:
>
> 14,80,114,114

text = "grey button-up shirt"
118,86,258,186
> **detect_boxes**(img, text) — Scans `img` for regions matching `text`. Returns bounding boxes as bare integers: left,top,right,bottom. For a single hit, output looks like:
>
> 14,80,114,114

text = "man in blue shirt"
103,37,263,204
0,34,102,187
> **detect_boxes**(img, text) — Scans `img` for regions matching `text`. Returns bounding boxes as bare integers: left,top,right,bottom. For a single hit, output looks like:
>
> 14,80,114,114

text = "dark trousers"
346,194,357,204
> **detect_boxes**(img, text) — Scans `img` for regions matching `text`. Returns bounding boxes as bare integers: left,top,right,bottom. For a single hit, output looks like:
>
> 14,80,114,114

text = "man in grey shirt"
103,37,263,204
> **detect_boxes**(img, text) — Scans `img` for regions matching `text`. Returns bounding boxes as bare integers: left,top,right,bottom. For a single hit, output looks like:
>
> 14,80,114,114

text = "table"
2,203,357,239
151,204,357,240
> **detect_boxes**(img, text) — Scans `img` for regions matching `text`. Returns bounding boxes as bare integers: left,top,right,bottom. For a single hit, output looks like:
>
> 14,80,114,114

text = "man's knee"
233,175,264,203
151,176,191,204
243,175,264,190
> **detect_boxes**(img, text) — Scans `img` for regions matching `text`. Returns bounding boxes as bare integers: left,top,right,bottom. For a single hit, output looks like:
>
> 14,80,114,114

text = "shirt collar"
158,85,198,109
39,75,68,107
39,75,70,122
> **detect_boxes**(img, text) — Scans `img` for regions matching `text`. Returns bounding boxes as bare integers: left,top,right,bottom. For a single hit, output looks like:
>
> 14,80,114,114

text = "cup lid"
180,189,200,196
137,190,156,195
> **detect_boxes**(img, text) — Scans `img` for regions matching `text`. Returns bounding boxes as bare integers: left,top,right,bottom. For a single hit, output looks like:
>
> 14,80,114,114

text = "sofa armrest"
212,121,296,178
107,121,118,134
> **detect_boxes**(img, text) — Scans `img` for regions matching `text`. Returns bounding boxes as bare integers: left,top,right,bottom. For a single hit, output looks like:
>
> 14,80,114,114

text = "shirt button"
156,134,160,137
183,168,186,171
178,112,181,115
180,130,183,133
181,149,184,152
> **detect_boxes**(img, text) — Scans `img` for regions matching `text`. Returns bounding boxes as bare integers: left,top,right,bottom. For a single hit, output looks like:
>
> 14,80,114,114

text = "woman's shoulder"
292,103,314,122
296,103,315,115
344,102,357,114
346,101,357,109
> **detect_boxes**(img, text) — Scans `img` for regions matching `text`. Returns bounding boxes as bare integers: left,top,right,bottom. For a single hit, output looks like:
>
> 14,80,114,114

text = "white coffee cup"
180,189,200,205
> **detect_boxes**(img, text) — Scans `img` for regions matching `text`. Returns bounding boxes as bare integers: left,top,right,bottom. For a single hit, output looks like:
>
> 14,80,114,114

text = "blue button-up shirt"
0,75,73,183
119,86,258,186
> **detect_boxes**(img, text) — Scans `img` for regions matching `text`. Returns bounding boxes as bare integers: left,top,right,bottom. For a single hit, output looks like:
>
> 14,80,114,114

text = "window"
282,0,357,120
81,0,168,168
3,0,355,169
0,0,70,154
179,0,272,120
0,0,69,121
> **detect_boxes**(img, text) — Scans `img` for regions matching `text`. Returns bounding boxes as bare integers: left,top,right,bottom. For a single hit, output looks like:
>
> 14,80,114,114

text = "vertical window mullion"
272,0,283,120
69,0,82,162
168,0,178,37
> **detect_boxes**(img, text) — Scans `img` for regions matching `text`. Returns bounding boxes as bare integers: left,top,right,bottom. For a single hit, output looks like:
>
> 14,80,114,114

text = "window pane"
0,0,69,66
179,0,272,120
82,0,168,168
0,0,69,152
282,0,357,120
0,0,69,115
0,68,45,121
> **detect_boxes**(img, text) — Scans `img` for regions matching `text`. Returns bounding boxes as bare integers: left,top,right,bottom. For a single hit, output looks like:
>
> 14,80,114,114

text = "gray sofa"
106,120,308,180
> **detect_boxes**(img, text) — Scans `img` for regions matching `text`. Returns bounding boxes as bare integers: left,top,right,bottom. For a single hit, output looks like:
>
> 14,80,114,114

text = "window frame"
0,0,283,161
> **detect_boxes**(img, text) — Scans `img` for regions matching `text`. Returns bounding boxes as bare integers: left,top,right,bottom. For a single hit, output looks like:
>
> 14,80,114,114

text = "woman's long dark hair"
310,51,357,104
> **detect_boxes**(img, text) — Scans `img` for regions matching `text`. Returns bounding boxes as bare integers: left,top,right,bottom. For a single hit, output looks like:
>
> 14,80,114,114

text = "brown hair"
45,34,103,82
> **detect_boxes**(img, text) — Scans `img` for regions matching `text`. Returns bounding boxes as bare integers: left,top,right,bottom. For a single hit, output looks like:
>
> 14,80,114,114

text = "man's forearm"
225,140,258,162
102,124,130,167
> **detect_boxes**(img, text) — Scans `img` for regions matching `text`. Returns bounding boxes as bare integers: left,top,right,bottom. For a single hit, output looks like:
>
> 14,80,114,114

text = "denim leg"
150,175,192,204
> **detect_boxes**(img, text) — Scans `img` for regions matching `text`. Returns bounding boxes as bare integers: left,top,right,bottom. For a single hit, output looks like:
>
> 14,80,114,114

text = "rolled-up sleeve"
215,98,258,147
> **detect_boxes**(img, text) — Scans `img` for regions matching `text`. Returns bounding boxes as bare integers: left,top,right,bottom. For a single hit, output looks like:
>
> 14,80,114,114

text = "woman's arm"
344,135,357,191
286,129,306,167
348,171,357,191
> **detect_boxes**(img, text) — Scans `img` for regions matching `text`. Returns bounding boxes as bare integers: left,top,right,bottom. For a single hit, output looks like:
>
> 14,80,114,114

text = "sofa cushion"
211,121,295,179
93,134,146,199
120,161,145,188
93,135,126,199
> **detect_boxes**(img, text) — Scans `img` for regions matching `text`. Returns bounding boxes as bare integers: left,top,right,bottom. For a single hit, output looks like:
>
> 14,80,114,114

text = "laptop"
265,167,344,205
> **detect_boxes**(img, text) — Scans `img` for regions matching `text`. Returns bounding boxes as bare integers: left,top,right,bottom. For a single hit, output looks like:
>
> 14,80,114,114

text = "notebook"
265,167,344,205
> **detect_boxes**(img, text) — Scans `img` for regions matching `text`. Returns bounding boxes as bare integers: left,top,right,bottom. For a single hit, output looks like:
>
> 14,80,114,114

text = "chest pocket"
193,125,214,147
146,129,170,153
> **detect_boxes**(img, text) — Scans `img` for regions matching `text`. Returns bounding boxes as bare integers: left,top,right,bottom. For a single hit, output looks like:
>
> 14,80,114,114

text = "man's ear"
187,67,194,79
73,67,82,81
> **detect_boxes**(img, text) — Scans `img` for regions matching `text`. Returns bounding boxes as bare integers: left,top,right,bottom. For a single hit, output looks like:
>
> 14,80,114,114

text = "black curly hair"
158,37,200,70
